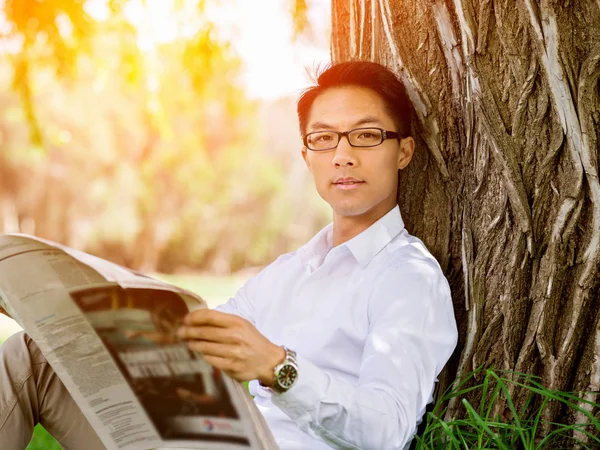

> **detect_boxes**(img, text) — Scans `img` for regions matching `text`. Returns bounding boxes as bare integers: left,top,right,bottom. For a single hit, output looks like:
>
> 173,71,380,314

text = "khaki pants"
0,331,105,450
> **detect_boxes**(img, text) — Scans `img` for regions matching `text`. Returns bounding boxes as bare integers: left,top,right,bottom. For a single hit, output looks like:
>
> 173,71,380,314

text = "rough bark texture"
331,0,600,434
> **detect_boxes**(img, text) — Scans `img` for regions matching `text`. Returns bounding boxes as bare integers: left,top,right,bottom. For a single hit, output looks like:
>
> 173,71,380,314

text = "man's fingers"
200,354,238,376
188,341,235,359
178,326,241,343
183,309,237,328
188,340,241,360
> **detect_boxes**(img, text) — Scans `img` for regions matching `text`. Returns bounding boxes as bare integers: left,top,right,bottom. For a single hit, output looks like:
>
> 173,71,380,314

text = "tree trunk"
331,0,600,432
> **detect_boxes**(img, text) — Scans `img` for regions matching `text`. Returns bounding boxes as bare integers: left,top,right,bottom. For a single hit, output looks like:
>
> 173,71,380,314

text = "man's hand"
177,310,285,386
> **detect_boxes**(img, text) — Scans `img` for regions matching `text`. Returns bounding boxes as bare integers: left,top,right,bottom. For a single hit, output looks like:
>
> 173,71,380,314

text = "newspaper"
0,233,278,450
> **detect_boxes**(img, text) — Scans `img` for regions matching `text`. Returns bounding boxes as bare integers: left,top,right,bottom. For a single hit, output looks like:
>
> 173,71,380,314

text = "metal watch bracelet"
259,346,298,393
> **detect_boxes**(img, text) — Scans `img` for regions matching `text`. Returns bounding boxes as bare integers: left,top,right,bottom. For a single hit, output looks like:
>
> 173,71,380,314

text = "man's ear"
301,147,313,173
397,137,415,170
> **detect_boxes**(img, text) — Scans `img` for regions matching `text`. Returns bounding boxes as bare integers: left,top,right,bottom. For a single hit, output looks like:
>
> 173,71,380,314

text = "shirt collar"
344,205,405,268
297,223,334,271
298,206,405,270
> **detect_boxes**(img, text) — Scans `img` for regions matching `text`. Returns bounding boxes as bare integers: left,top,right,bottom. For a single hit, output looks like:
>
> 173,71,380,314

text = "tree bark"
331,0,600,433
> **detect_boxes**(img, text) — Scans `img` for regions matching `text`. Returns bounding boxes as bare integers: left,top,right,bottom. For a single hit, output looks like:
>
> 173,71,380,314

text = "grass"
25,427,60,450
414,367,600,449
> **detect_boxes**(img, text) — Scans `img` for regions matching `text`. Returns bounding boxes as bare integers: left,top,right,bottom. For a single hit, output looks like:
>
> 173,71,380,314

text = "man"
0,61,457,449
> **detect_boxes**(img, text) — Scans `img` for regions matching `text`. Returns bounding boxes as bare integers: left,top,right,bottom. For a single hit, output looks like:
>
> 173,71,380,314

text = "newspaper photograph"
70,285,252,447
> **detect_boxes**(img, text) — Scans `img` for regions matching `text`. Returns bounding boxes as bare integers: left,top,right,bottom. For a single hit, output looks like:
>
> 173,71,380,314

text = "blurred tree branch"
291,0,311,40
4,0,94,147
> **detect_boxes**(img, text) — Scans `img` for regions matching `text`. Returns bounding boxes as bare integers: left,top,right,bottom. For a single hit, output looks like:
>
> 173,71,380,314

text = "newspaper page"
0,234,277,450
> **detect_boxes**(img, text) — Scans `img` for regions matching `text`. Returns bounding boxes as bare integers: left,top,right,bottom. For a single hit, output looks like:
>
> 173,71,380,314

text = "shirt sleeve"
213,268,265,325
269,261,458,450
213,253,295,323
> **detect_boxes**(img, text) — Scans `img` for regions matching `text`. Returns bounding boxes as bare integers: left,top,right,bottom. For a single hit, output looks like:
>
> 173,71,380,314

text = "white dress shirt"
216,206,458,450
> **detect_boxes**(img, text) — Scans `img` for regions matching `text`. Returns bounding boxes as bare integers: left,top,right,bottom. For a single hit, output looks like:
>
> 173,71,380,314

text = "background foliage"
0,0,329,274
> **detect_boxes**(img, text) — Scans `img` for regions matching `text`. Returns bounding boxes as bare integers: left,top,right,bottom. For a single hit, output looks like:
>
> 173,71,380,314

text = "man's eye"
316,134,332,141
358,132,374,139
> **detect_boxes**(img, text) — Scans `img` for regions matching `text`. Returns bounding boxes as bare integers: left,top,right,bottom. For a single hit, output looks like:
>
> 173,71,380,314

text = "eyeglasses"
303,127,402,151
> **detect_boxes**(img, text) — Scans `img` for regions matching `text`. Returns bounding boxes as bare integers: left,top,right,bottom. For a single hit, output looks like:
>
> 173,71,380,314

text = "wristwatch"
263,346,299,393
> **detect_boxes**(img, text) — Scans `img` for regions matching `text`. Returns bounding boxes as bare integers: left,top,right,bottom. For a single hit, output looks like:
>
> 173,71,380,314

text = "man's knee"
3,330,45,359
1,331,28,360
0,331,48,378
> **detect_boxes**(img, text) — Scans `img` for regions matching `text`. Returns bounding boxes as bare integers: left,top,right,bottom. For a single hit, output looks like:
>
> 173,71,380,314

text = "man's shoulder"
252,251,301,280
382,231,443,276
367,236,452,321
268,251,299,268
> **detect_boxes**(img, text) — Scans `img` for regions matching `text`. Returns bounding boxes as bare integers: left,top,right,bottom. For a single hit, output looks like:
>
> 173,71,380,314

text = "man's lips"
334,177,364,184
333,177,365,189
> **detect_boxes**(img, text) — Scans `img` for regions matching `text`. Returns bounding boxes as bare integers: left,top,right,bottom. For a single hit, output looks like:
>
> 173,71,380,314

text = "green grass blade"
462,399,510,450
488,371,528,446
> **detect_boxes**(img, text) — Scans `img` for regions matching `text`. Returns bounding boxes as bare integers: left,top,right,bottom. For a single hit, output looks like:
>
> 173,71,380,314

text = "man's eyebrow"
309,121,335,131
308,116,383,132
351,116,382,127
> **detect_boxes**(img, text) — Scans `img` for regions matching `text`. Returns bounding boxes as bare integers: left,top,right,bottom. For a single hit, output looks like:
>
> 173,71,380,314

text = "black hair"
297,61,413,137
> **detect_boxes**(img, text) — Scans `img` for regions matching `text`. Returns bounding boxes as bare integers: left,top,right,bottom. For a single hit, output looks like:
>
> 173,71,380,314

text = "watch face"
277,364,298,389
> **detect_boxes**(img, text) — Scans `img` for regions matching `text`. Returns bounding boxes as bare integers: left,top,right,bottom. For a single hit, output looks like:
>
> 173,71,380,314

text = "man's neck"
332,204,396,247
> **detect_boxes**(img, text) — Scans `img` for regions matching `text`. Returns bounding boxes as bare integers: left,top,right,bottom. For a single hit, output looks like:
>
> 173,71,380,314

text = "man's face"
302,86,414,220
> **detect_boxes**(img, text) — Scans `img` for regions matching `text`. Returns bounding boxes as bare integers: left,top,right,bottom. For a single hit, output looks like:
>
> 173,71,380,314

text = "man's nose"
332,136,357,167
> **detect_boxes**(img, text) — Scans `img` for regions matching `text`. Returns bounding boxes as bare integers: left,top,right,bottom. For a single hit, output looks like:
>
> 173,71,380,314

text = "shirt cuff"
270,353,330,420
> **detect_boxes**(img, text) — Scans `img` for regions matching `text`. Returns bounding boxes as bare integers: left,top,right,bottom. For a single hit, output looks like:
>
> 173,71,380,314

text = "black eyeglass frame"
302,127,403,151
